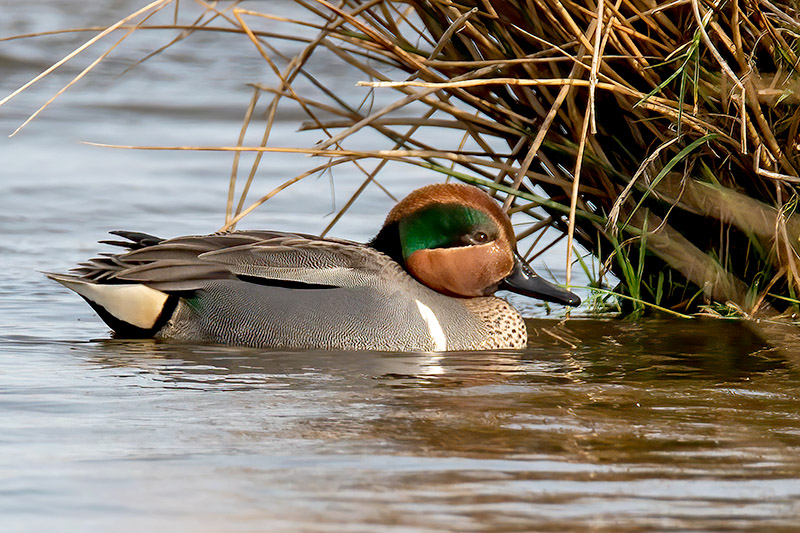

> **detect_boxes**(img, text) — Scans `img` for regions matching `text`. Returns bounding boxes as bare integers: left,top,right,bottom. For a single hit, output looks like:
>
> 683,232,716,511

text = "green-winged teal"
48,183,580,350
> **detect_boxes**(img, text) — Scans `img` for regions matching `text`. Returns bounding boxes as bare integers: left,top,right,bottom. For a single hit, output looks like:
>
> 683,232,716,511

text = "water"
3,2,800,530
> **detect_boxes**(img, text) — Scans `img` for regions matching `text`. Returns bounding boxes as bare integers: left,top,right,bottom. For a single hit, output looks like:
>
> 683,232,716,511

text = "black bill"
499,254,581,307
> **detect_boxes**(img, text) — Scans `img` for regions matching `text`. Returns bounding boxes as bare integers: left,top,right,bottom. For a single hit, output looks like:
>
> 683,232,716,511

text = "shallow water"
3,2,800,531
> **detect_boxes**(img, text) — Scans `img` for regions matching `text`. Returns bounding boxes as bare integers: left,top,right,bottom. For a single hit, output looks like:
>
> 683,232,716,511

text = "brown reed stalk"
6,0,800,317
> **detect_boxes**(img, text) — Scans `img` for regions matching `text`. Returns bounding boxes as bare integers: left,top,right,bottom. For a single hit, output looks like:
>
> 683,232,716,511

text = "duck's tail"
45,273,175,337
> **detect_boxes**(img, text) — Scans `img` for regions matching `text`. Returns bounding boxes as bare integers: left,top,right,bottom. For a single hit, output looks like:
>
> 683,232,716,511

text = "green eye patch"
398,204,495,260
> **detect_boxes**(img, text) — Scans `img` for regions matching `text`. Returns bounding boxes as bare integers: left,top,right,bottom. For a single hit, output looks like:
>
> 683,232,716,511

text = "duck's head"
370,183,581,306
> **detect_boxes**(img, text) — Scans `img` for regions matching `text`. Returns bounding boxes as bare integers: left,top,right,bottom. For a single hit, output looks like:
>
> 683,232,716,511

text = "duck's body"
49,184,579,351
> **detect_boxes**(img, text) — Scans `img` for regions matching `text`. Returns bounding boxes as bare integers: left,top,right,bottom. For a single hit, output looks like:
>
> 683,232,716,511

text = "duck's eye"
473,231,489,243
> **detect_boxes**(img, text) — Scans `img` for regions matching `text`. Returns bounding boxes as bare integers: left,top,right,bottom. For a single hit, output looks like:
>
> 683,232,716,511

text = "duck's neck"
369,222,405,266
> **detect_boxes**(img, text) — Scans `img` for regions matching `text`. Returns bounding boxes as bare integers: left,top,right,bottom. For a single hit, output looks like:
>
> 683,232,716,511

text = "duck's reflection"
70,317,796,468
77,317,779,389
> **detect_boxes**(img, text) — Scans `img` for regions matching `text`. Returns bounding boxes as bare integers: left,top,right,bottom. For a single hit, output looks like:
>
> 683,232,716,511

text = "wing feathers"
62,230,395,292
199,240,387,288
113,260,232,291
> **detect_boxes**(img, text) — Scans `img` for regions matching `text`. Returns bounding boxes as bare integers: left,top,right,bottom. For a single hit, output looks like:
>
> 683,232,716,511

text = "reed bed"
5,0,800,318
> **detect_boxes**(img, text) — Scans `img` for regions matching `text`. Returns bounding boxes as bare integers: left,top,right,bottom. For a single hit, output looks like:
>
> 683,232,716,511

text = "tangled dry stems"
5,0,800,317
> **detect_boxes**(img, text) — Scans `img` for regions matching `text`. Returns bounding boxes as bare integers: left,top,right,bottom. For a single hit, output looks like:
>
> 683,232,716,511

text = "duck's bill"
499,257,581,307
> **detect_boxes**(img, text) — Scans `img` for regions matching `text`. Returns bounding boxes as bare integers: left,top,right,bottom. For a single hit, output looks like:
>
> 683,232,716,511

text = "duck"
47,183,580,351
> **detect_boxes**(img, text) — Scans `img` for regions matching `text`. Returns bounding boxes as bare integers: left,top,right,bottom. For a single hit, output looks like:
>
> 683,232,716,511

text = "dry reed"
5,0,800,317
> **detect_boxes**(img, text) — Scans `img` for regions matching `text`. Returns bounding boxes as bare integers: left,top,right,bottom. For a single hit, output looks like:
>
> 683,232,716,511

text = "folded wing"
72,230,394,292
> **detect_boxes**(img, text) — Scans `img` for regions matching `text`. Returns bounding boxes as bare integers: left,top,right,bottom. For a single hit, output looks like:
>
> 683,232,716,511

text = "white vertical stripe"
415,299,447,351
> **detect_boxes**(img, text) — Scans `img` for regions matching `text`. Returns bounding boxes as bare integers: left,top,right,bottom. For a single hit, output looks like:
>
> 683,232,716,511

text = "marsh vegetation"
5,0,800,321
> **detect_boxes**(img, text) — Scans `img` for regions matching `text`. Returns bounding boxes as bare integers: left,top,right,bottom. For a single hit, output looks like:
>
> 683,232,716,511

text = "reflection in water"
4,318,795,529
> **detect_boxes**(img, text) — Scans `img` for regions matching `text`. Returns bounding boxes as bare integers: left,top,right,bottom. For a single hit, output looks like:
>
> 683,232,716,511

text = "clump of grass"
4,0,800,319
